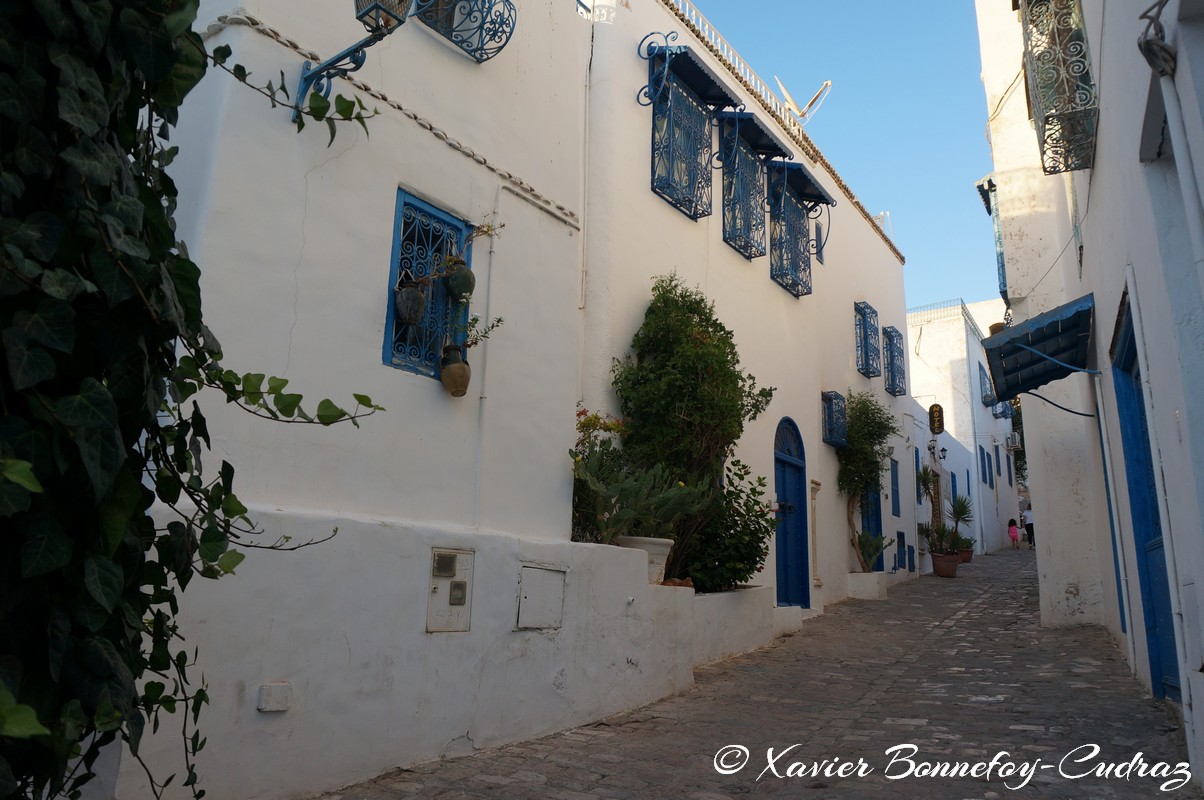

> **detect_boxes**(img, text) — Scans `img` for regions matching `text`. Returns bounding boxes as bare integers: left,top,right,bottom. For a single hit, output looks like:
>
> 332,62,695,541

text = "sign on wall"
928,403,945,435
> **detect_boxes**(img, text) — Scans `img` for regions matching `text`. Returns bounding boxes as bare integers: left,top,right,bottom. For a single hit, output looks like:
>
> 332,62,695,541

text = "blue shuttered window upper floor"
822,391,847,447
767,167,811,297
855,301,881,378
718,116,768,260
883,325,906,396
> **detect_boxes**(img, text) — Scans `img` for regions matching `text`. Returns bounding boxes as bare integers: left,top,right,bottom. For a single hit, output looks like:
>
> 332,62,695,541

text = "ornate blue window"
717,113,784,260
890,458,900,517
854,302,881,378
979,362,996,406
383,192,471,377
883,326,906,396
821,391,847,448
992,401,1014,419
639,36,738,221
414,0,518,63
766,161,833,297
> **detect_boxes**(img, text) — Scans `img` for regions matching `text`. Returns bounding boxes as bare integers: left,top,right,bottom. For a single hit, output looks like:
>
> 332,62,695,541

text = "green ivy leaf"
83,557,123,613
57,377,124,498
153,32,207,108
99,466,142,556
3,330,56,390
50,50,108,135
220,492,247,518
14,127,55,178
0,689,51,738
308,91,330,121
69,0,112,53
217,550,245,574
198,525,227,564
334,94,354,120
12,298,75,352
118,7,175,82
166,255,202,329
211,44,232,65
20,523,72,577
60,138,122,186
0,69,45,125
2,458,42,492
316,399,345,425
0,481,32,517
273,392,302,418
0,756,13,798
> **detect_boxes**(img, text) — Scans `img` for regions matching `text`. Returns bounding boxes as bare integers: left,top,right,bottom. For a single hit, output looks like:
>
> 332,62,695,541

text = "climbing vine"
0,2,379,797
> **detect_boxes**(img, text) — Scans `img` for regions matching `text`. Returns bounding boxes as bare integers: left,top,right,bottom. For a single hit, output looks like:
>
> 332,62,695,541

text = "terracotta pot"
444,262,475,301
440,346,471,397
959,548,973,563
394,283,426,325
931,553,960,579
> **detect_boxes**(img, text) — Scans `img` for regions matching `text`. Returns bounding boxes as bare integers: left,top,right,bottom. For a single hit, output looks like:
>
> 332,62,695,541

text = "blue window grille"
854,301,881,378
1007,453,1014,486
951,471,958,501
821,391,847,447
815,221,825,264
995,444,1002,476
890,458,900,517
979,362,996,406
992,401,1014,419
384,192,470,377
413,0,517,63
718,116,768,260
914,447,921,503
883,326,906,396
767,168,811,296
649,71,712,219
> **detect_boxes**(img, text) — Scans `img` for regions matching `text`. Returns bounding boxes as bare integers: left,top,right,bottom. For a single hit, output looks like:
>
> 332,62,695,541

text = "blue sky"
694,0,1000,308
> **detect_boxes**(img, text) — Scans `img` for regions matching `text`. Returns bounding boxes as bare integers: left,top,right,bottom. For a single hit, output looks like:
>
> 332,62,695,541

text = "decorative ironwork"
1020,0,1098,174
883,326,906,396
639,34,714,220
979,362,997,406
821,391,847,448
992,401,1015,420
774,418,803,460
980,178,1008,304
413,0,517,63
768,169,811,296
386,194,470,377
854,301,881,378
719,116,767,260
356,0,411,31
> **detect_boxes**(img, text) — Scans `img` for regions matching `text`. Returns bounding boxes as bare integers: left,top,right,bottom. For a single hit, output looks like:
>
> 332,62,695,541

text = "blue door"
1113,310,1180,701
861,485,884,571
774,418,809,607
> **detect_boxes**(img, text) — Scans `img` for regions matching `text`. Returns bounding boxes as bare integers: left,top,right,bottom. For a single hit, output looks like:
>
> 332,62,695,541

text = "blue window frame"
883,326,906,396
995,444,1002,476
1007,453,1013,486
384,191,471,377
979,445,988,484
966,469,971,496
821,391,847,447
767,167,811,296
854,301,881,378
815,221,825,264
914,447,922,503
890,458,900,517
987,453,995,489
896,533,906,572
951,471,958,501
414,0,517,63
650,70,713,220
718,116,768,260
980,362,996,406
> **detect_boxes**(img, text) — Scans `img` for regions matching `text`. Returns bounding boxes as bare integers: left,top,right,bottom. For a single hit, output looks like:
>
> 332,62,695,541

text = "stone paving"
319,549,1200,799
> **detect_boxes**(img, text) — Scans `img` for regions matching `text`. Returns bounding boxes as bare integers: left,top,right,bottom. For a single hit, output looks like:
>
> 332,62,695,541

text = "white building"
103,0,923,796
976,0,1204,773
906,298,1021,556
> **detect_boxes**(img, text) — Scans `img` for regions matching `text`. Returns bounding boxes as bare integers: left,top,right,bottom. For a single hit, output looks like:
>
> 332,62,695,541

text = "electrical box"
426,548,474,633
517,566,566,630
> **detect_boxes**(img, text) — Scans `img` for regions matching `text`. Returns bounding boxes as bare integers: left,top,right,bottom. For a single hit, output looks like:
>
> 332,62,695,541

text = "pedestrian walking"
1008,518,1020,549
1021,505,1035,549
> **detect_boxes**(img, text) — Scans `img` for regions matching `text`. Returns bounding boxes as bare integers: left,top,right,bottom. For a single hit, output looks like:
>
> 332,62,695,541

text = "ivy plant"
0,2,380,797
835,391,901,572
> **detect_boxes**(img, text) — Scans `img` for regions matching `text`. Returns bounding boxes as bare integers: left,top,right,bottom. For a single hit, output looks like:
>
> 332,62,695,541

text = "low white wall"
114,507,697,800
691,585,775,666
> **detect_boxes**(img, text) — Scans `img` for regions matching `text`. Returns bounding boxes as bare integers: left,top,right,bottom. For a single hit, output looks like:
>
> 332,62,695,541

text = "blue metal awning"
716,111,791,160
646,44,739,108
982,293,1095,402
768,161,836,207
976,176,994,215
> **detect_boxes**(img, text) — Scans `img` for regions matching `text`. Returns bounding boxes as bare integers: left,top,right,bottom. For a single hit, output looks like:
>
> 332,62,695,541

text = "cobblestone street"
320,549,1199,799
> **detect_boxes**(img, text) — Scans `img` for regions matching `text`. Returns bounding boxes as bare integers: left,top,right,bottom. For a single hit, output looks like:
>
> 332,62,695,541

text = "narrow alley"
319,550,1198,799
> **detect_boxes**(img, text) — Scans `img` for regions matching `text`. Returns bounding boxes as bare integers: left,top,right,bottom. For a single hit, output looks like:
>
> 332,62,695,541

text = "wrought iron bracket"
294,29,391,122
636,31,679,106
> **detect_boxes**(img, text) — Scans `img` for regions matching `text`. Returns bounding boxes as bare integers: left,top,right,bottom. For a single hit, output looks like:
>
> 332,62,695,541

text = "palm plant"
946,494,974,536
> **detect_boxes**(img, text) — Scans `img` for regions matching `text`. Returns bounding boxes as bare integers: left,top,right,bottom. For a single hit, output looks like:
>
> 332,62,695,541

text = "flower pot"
931,553,960,578
440,346,471,397
612,536,674,584
394,283,426,325
959,548,973,563
444,262,475,301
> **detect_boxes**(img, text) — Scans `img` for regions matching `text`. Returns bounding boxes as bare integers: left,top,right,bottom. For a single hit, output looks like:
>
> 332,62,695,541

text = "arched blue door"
775,418,809,607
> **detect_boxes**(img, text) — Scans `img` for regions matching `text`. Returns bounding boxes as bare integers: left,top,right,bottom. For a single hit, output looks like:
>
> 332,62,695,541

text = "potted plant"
440,315,503,397
921,523,961,578
393,222,503,324
947,495,975,563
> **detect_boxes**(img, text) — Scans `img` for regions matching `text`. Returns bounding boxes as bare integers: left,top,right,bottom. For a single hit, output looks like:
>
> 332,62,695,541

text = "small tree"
835,391,901,572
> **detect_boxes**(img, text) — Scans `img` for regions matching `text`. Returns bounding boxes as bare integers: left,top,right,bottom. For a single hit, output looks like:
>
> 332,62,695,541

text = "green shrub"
685,460,776,592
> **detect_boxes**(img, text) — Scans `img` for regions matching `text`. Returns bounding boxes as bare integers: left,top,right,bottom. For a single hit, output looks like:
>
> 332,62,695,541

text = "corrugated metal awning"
982,293,1095,402
716,111,791,160
768,161,836,207
646,44,739,108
